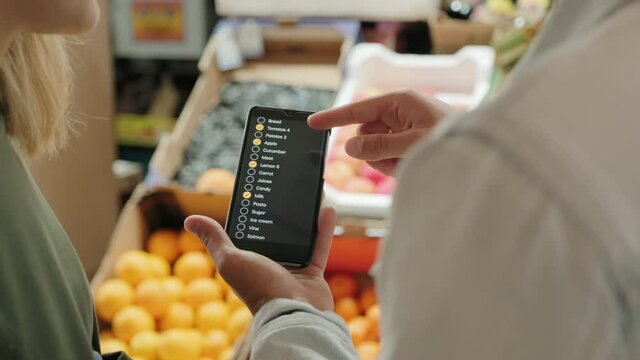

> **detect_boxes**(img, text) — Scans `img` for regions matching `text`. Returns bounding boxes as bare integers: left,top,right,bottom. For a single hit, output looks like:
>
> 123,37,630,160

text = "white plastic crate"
324,43,496,218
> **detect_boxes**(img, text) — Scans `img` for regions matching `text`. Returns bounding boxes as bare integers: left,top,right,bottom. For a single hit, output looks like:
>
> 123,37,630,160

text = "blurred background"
38,1,552,357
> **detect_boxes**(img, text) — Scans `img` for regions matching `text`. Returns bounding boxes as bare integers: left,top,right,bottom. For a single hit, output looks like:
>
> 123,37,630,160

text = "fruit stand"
92,186,385,360
90,1,501,359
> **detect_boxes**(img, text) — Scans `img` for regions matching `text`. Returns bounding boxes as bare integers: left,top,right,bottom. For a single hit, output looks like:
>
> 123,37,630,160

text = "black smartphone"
225,106,329,267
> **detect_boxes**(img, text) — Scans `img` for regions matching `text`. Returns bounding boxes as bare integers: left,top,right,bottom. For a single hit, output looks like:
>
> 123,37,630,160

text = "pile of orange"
95,229,251,360
327,273,381,360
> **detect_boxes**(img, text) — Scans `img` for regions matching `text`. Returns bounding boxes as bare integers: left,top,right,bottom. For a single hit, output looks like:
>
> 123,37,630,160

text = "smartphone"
225,106,329,267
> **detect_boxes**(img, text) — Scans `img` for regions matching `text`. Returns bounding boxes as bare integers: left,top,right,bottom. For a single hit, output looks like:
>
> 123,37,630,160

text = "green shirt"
0,117,103,359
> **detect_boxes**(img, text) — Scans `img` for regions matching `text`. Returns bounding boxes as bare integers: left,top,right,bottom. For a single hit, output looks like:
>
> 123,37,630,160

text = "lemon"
112,305,155,342
147,230,180,263
130,330,160,360
174,252,214,283
160,302,194,331
135,279,170,320
101,338,128,354
202,329,230,358
227,307,252,340
115,250,153,286
158,329,202,360
184,278,222,309
196,301,230,332
148,254,171,278
95,279,134,322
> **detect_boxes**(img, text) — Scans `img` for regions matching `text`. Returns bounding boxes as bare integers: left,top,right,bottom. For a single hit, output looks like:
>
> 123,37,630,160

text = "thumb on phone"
184,215,235,266
345,128,427,161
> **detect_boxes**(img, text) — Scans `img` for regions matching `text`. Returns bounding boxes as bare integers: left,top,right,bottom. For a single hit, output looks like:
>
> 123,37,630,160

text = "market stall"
90,1,551,359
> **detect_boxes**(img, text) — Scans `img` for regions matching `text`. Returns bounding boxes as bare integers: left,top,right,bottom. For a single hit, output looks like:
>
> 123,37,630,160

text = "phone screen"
226,107,328,264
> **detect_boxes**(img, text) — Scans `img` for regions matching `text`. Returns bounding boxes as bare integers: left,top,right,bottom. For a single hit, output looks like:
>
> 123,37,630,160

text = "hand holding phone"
184,207,337,315
225,106,329,267
184,106,335,314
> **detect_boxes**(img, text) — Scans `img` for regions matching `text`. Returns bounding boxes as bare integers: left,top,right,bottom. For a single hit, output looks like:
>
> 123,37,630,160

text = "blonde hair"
0,33,73,157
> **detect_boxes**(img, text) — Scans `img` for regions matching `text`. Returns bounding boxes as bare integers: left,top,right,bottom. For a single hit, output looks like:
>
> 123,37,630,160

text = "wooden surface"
29,0,118,278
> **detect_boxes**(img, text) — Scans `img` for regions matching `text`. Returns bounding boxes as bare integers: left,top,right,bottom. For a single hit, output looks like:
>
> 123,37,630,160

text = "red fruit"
360,165,387,184
376,177,396,194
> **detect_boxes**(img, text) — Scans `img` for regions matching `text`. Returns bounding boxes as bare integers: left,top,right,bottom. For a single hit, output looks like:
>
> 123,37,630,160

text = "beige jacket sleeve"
373,133,625,359
249,132,626,359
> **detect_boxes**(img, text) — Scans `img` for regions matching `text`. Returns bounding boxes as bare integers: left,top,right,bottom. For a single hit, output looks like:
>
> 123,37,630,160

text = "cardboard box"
431,18,495,54
91,185,230,292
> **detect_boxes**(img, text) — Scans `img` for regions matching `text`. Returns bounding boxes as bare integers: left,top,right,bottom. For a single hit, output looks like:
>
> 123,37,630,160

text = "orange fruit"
202,329,230,358
184,278,223,309
225,290,245,311
95,278,135,322
160,302,194,330
130,330,161,360
218,347,235,360
335,297,360,322
215,271,231,295
148,254,171,278
227,307,253,340
347,316,370,346
115,250,153,286
136,279,171,320
101,338,129,354
200,358,215,360
147,230,180,263
365,304,381,341
178,230,207,253
161,276,185,303
327,273,357,299
158,329,202,360
195,168,236,195
112,305,155,342
359,287,377,312
357,340,380,360
174,252,215,283
186,330,204,351
99,330,115,341
196,301,230,332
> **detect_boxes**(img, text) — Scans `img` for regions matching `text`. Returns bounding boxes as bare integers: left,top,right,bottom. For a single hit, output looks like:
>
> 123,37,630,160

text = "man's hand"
184,208,337,314
309,90,452,175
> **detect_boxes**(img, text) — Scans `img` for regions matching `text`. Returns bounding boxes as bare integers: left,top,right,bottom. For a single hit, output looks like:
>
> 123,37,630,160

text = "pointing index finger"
308,94,398,130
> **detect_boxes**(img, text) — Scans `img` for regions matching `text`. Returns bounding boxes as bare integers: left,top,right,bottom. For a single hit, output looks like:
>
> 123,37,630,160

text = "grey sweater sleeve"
250,298,359,360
